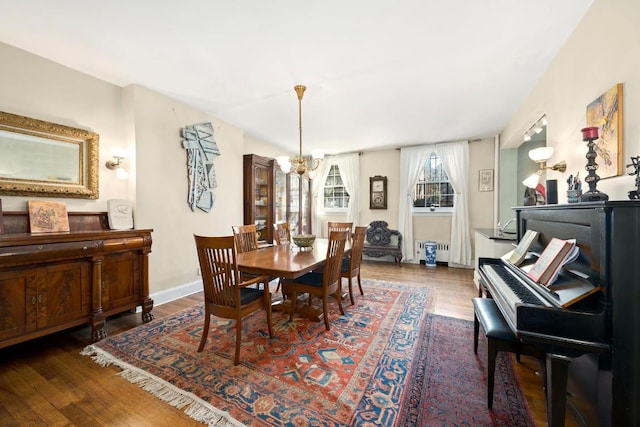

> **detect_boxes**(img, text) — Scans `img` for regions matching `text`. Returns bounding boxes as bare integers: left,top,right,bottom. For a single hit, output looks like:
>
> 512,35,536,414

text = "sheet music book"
503,229,539,266
527,238,578,286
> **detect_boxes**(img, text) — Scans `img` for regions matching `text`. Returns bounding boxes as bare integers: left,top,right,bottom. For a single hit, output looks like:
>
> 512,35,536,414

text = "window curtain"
311,160,329,236
436,140,472,267
398,145,434,262
335,153,360,225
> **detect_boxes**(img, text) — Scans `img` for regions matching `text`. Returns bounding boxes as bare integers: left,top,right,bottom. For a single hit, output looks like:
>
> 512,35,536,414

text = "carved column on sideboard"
91,255,107,341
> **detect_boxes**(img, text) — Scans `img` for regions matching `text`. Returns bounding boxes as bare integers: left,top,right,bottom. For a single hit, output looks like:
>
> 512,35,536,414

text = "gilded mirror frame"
0,111,99,199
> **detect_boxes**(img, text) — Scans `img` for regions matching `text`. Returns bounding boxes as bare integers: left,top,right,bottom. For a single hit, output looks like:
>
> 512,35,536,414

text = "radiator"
415,240,450,263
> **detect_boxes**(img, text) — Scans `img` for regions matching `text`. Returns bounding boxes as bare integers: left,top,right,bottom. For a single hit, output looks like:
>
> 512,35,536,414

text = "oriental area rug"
81,279,534,427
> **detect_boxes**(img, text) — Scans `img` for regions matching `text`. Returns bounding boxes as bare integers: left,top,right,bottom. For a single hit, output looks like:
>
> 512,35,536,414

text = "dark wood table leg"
275,282,323,322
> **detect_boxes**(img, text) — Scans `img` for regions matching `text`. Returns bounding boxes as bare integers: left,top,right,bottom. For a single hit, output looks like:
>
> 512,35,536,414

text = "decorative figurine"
627,156,640,200
580,126,609,202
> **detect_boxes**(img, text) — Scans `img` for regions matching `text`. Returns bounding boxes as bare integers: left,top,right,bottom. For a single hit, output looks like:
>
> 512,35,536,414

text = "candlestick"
581,126,599,140
580,127,609,202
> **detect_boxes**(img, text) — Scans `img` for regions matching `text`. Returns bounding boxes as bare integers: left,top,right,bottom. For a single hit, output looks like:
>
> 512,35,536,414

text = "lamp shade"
116,167,129,180
522,173,540,188
528,146,554,163
276,156,292,173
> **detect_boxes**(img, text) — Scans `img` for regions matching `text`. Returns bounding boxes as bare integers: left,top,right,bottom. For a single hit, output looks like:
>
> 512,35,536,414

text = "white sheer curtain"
436,140,472,267
335,153,360,225
311,160,329,236
398,145,434,262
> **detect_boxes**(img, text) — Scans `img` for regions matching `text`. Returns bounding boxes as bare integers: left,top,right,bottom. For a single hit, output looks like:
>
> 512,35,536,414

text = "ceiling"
0,1,593,156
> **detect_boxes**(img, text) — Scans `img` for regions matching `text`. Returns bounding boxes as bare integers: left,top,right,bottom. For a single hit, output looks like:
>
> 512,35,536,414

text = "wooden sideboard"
0,211,153,348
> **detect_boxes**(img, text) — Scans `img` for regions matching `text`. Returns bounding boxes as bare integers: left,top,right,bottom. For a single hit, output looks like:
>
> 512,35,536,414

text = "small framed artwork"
479,169,494,192
28,200,70,233
370,175,387,209
107,199,134,230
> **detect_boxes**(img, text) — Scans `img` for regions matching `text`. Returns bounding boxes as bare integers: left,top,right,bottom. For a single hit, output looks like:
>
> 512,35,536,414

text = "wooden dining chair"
232,224,265,287
273,222,291,245
193,234,274,365
341,226,367,305
327,221,353,239
283,230,348,331
232,224,260,253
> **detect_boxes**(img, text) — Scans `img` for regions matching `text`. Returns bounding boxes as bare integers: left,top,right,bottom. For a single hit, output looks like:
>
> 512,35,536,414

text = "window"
323,164,350,209
413,153,455,208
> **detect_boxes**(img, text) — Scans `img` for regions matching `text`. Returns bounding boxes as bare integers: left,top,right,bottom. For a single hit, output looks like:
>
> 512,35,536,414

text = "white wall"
130,85,244,293
359,150,401,229
0,42,246,298
501,0,640,202
0,42,129,210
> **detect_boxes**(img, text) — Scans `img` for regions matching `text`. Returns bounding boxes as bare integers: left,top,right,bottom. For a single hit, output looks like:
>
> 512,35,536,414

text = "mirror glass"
0,112,99,199
498,125,546,226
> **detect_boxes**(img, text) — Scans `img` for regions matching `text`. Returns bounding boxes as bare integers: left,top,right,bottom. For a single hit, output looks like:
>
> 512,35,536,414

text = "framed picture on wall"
586,83,623,179
479,169,494,192
370,175,387,209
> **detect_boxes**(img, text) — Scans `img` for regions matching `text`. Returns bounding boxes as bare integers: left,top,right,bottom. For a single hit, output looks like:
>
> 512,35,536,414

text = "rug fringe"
81,345,244,427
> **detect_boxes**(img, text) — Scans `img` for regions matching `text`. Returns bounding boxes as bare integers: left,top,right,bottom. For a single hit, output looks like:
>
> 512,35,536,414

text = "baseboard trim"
151,280,202,307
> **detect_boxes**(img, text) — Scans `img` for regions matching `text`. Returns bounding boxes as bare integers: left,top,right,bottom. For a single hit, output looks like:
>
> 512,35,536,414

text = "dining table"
236,238,351,321
236,238,350,279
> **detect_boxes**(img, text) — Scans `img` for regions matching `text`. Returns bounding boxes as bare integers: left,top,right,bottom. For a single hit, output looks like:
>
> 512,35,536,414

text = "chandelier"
276,85,324,176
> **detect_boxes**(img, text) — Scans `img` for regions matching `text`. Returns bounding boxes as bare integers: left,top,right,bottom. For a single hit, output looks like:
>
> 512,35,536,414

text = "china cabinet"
243,154,275,243
244,154,312,244
275,168,311,237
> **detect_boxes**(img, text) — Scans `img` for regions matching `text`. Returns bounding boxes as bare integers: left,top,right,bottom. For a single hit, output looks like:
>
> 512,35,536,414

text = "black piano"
478,201,640,427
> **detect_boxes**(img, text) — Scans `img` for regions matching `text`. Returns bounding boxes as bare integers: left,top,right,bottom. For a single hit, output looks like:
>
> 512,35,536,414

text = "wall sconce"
522,147,566,188
106,156,129,180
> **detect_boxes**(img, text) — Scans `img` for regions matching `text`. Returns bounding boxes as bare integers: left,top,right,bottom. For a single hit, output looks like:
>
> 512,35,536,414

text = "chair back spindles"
193,233,274,365
327,221,353,238
350,226,367,266
232,224,260,253
283,229,349,331
341,226,367,305
273,222,291,245
195,235,240,309
323,230,349,295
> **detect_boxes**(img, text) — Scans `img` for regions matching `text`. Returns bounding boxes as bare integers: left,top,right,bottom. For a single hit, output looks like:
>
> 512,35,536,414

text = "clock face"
372,194,384,206
372,180,384,192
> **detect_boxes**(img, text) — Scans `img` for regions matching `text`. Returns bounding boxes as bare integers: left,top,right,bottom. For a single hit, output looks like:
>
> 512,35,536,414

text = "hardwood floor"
0,262,575,426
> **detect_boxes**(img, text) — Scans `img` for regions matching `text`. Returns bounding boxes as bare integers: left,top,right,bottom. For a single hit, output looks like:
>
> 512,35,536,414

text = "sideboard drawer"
0,240,102,266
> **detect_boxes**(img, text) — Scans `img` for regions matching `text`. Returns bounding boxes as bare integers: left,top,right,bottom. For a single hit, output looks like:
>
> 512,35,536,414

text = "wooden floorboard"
0,261,577,426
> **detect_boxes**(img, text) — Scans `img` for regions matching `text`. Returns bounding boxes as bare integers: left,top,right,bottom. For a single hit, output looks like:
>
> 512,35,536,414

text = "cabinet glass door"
254,164,270,242
288,174,300,236
301,176,311,234
274,169,287,226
